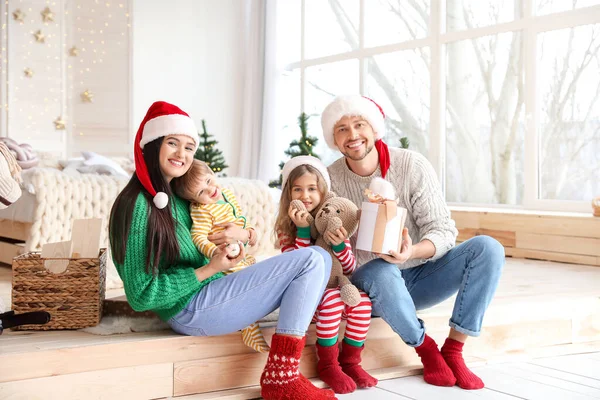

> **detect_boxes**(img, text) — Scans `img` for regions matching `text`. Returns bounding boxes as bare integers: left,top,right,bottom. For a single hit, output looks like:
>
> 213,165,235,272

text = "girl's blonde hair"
273,164,329,248
173,159,214,201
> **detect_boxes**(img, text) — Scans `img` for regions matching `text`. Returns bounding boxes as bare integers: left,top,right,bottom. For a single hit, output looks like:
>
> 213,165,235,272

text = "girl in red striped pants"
275,156,378,394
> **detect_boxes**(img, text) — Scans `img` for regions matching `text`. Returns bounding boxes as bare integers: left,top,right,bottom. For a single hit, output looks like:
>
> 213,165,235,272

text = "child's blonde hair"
273,165,329,247
173,159,214,201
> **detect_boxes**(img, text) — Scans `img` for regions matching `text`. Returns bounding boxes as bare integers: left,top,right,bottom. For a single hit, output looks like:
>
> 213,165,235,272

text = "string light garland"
6,4,130,142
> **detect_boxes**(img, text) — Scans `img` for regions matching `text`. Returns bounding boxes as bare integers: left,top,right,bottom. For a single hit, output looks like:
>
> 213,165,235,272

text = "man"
323,95,504,390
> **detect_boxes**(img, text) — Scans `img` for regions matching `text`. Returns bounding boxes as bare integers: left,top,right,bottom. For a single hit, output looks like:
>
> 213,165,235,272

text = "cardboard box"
356,201,407,254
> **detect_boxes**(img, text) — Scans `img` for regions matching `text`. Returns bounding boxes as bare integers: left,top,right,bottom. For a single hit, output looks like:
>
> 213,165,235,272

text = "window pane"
365,49,430,157
538,24,600,201
446,32,525,205
305,0,359,59
276,0,301,64
446,0,519,32
305,60,359,165
536,0,600,15
364,0,430,48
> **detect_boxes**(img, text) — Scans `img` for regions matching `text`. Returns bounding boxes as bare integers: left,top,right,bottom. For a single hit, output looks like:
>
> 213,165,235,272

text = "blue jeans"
168,246,332,337
351,236,505,347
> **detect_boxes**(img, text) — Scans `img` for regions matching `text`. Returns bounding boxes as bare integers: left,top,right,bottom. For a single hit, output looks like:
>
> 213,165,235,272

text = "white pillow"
81,151,129,178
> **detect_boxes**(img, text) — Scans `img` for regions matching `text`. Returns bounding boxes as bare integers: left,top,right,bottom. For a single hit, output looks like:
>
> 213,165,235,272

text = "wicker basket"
11,248,107,330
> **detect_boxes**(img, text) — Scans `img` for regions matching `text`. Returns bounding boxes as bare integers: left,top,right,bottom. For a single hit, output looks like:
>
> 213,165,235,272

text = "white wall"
132,0,243,175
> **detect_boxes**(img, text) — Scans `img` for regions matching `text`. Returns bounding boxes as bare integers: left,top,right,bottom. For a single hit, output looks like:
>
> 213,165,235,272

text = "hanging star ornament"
41,7,55,23
12,9,26,23
34,30,45,43
24,68,33,78
80,89,93,103
54,116,66,130
69,46,79,56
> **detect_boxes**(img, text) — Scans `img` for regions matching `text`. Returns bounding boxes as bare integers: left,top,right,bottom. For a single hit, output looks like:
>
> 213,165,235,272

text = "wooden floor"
1,257,600,399
334,352,600,400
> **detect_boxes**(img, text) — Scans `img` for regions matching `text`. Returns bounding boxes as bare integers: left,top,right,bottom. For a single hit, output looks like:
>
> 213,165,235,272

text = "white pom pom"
369,177,395,200
226,242,241,258
153,192,169,209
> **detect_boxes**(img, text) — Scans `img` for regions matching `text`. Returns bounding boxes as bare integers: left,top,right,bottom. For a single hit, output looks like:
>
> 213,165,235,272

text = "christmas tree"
269,112,319,188
400,136,410,149
194,120,228,176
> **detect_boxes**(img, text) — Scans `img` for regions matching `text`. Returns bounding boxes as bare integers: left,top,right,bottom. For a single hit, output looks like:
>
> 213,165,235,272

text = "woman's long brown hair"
273,165,328,248
109,137,181,275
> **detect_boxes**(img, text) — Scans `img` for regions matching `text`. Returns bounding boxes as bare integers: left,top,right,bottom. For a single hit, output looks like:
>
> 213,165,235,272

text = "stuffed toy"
0,141,22,209
290,192,362,307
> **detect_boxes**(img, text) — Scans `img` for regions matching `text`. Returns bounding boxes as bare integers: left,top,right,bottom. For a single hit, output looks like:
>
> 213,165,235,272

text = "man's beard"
341,142,375,161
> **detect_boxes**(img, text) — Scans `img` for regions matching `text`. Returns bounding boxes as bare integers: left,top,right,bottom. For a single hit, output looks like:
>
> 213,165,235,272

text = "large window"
273,0,600,212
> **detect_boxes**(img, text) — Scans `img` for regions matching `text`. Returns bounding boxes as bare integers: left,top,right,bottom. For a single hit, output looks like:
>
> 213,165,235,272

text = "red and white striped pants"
313,287,372,343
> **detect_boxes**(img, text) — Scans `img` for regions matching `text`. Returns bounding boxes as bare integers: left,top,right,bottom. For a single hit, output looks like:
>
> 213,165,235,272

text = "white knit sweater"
328,147,458,270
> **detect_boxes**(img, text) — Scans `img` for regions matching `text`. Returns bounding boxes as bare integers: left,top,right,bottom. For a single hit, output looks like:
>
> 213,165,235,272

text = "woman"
109,101,336,400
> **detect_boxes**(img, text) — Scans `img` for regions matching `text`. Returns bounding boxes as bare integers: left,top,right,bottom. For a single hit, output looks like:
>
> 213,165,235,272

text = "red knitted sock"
316,342,357,394
339,340,378,388
261,335,336,400
441,338,484,390
414,335,457,387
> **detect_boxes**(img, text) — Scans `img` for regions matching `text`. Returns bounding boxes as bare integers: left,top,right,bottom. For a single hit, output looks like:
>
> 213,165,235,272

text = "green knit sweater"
112,193,224,321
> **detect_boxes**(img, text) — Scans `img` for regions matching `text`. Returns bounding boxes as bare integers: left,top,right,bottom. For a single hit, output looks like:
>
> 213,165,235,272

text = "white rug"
80,315,169,335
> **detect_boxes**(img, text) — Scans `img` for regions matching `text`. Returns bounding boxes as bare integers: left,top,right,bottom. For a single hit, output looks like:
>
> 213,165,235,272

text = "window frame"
281,0,600,213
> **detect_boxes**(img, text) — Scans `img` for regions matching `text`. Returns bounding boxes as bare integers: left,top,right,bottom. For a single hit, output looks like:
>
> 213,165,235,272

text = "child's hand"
207,243,246,273
325,227,348,246
288,208,311,228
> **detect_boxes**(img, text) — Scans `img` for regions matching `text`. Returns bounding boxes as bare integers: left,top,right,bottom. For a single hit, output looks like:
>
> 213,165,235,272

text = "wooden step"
451,207,600,266
1,259,600,399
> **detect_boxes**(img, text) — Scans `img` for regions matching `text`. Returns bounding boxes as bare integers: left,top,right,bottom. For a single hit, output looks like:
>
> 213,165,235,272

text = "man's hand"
325,227,348,247
208,223,249,245
380,227,413,264
288,207,311,228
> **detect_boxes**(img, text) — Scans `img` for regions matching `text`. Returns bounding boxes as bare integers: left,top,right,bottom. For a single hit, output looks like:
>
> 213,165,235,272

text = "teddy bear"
290,192,362,307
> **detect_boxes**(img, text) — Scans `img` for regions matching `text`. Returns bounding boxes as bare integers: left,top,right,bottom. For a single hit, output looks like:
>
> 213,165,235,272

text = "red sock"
261,335,336,400
441,338,484,390
316,342,357,394
339,341,378,388
414,335,456,387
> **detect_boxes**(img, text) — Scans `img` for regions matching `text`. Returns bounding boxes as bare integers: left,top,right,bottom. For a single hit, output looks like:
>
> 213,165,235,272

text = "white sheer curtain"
237,0,279,181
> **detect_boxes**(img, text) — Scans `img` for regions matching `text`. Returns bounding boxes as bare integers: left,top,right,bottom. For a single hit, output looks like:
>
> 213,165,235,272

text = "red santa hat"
134,101,199,209
321,95,391,179
321,95,386,150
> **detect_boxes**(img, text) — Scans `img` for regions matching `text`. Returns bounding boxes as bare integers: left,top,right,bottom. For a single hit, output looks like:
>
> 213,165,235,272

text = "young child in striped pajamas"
274,156,378,394
173,159,269,353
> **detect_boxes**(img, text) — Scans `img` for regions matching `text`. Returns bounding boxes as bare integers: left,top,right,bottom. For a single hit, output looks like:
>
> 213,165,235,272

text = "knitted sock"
414,335,456,387
316,342,356,394
441,338,484,390
339,340,378,389
260,334,335,400
241,323,270,353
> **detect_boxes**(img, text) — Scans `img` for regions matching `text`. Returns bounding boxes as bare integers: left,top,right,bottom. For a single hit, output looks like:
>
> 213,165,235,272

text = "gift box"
356,200,407,255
